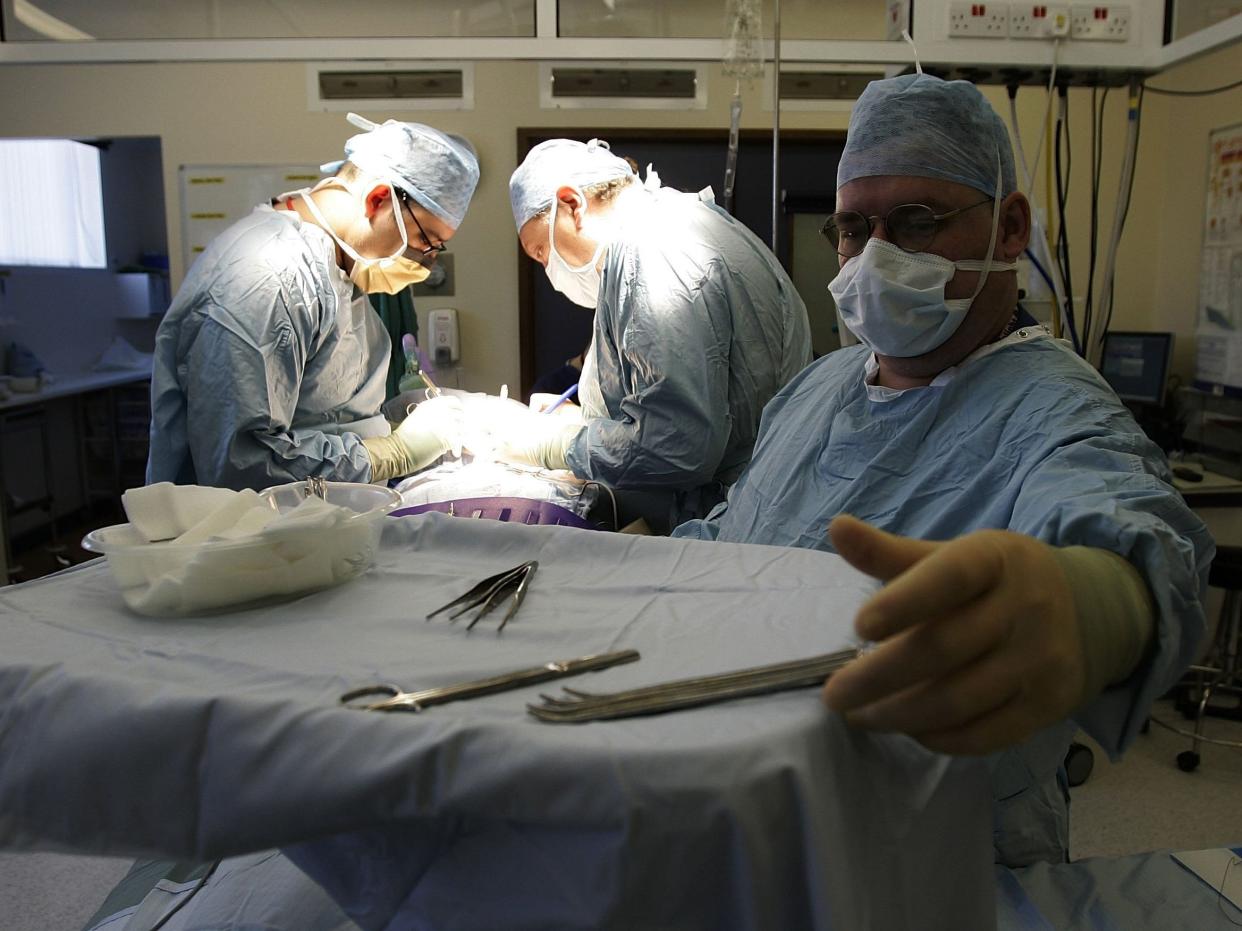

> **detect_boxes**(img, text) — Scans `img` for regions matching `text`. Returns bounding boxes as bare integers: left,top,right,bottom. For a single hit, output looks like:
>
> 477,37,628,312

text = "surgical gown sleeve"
183,298,374,489
1006,417,1212,758
564,257,732,490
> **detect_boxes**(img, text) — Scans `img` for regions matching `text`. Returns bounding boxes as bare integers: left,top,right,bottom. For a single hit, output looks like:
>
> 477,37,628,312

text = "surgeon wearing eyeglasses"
147,115,479,490
675,74,1212,868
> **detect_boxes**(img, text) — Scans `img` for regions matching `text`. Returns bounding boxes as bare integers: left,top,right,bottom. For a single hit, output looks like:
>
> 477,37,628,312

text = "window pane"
1,0,535,40
0,139,106,268
559,0,893,40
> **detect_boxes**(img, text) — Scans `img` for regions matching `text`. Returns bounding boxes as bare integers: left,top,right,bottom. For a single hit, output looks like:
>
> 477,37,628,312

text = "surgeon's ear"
555,186,587,230
997,192,1031,260
362,184,393,220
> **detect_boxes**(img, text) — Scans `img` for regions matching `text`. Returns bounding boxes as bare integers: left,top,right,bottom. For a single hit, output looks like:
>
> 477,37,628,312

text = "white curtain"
0,138,106,268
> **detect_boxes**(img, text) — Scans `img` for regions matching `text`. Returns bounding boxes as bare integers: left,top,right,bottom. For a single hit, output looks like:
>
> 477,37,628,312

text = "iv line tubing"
771,0,780,254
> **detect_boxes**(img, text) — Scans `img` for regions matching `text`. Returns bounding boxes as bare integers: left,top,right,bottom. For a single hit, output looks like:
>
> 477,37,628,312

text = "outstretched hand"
822,514,1087,755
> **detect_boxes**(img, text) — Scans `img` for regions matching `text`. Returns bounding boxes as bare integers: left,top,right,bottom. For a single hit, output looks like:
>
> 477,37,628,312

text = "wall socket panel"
1069,5,1131,40
1009,4,1071,38
948,2,1010,37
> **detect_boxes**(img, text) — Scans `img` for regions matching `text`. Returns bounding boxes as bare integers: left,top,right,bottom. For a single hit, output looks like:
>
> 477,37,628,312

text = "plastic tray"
81,481,401,617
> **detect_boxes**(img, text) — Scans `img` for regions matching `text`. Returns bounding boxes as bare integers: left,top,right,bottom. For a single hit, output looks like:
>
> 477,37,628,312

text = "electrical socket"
1069,5,1131,40
1010,4,1071,38
948,2,1009,38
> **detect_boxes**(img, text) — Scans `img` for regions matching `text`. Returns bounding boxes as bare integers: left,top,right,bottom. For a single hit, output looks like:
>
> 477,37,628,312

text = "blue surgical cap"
509,138,635,232
837,74,1017,198
322,113,480,229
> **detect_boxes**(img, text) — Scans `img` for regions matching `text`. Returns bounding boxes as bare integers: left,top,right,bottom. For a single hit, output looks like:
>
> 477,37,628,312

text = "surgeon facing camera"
674,73,1213,869
147,113,479,490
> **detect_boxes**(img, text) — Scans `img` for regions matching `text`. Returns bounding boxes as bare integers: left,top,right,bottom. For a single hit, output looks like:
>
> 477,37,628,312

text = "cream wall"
981,42,1242,381
1150,44,1242,379
0,60,851,391
0,47,1237,389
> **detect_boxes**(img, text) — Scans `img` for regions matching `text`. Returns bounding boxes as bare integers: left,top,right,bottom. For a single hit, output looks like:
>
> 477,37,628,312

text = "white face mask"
545,193,603,309
827,174,1016,358
298,180,431,294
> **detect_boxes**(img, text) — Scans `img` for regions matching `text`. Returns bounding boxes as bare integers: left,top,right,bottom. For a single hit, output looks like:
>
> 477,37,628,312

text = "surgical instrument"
419,368,443,400
427,560,538,631
528,647,858,723
340,649,640,712
304,476,328,501
543,382,579,413
404,370,443,417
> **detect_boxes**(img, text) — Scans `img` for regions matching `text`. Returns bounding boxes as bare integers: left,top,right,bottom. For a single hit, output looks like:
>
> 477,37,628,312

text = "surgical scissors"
426,560,538,632
340,649,640,712
419,369,443,401
403,371,442,416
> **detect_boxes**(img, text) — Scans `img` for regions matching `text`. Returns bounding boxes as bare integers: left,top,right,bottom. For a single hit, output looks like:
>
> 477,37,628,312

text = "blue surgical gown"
567,188,812,526
675,327,1213,867
147,205,390,490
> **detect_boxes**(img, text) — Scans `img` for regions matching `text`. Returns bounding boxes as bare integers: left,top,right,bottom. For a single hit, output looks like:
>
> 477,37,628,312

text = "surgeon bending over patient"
496,139,813,532
147,115,478,490
674,74,1213,867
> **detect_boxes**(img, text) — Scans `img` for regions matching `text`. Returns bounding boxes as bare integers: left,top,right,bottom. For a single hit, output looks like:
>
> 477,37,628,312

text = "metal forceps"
426,560,539,632
405,371,442,416
340,649,640,712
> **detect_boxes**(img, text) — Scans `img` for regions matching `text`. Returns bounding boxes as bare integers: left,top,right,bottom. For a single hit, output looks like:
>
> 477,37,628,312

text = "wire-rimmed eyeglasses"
395,188,448,258
820,198,993,258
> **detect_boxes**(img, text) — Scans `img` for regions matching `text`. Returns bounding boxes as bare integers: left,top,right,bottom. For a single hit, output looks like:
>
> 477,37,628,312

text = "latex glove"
490,408,582,471
363,395,463,481
821,514,1087,756
459,394,538,461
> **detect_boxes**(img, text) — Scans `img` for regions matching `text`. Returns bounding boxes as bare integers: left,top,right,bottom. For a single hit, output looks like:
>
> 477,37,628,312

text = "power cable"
1103,84,1145,338
1054,87,1073,325
1142,77,1242,97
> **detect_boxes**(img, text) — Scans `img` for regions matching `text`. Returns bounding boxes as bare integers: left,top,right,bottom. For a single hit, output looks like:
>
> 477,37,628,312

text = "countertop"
0,369,150,413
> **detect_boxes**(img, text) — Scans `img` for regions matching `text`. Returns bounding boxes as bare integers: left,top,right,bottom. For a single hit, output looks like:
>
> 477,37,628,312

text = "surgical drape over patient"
837,74,1017,197
509,138,634,231
324,113,479,228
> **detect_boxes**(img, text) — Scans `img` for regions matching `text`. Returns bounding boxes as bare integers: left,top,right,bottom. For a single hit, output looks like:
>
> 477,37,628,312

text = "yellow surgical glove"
363,395,464,481
820,515,1155,757
494,412,582,471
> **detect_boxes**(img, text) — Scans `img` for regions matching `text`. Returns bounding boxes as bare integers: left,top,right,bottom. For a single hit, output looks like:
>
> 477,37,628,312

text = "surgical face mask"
827,180,1017,358
298,180,432,294
545,194,604,309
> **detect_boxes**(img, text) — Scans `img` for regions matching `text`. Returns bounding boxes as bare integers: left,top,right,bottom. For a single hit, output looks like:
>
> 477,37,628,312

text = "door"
516,129,846,398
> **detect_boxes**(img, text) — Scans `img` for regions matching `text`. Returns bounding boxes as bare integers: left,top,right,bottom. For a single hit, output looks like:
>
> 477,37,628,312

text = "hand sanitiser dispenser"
428,308,460,366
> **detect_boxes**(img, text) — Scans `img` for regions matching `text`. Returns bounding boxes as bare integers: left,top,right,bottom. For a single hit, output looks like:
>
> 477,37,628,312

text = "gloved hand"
819,514,1152,756
458,394,538,462
363,395,464,481
489,407,583,471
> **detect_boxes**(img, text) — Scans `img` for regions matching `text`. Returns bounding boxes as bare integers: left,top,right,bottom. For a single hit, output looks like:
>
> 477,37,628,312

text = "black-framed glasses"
395,188,448,258
820,198,993,258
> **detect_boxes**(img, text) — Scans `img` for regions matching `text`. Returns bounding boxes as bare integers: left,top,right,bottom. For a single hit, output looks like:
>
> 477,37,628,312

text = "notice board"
1194,123,1242,390
178,164,322,274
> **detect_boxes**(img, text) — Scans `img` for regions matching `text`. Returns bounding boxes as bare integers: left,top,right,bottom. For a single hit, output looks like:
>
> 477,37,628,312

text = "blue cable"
1025,248,1082,356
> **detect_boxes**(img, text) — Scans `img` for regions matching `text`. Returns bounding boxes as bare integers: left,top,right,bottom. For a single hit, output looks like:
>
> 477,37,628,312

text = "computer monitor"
1100,331,1174,406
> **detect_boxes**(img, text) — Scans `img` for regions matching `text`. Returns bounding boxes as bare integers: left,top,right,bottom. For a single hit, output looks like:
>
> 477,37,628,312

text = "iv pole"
770,0,781,254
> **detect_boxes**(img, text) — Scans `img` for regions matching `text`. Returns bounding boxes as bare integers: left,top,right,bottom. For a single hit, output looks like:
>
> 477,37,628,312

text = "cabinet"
0,372,150,583
79,382,152,503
